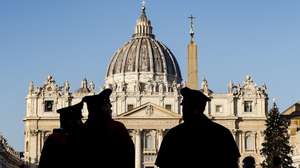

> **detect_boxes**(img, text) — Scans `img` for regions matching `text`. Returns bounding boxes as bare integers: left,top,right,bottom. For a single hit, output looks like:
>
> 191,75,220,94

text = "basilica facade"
24,5,269,168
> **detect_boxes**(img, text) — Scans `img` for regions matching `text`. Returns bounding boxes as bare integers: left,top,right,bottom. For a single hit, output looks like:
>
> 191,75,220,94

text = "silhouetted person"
82,89,135,168
243,156,256,168
155,87,240,168
38,101,84,168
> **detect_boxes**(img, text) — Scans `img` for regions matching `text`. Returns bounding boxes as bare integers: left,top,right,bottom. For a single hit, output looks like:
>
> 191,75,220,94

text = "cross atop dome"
142,0,146,10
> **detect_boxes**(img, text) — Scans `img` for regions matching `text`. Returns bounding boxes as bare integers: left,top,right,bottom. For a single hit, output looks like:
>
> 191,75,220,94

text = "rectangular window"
165,104,172,111
216,105,223,113
144,133,154,150
244,101,253,112
44,100,54,112
127,104,134,111
245,133,255,151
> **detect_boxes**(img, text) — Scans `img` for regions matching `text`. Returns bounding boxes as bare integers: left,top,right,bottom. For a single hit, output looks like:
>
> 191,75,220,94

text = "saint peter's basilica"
24,4,269,168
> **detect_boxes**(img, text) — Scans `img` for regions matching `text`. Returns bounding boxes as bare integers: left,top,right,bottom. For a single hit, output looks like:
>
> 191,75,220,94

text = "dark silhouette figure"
155,87,240,168
82,88,135,168
243,156,256,168
38,101,84,168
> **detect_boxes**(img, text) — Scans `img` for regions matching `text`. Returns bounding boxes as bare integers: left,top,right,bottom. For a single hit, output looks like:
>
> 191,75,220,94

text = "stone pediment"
117,102,181,119
228,75,268,99
37,75,62,98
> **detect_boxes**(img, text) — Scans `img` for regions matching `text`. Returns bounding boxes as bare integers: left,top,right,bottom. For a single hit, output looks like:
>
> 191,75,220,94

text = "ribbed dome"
106,6,182,84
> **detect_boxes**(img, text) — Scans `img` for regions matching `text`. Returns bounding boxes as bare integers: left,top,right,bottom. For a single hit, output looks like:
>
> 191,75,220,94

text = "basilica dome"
106,6,182,84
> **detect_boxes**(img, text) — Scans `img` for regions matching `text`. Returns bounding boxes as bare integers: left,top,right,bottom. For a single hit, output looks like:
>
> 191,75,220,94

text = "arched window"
245,132,255,151
242,156,255,167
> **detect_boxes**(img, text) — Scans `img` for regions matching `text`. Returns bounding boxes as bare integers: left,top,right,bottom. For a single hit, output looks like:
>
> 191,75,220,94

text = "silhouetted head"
180,87,211,122
242,156,255,168
83,89,112,120
57,101,83,132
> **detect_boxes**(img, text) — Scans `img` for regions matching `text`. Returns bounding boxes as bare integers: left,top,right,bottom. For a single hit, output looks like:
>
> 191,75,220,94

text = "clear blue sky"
0,0,299,151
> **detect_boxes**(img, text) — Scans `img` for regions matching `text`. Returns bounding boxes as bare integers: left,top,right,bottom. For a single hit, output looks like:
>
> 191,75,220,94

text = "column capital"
133,129,143,135
157,129,165,135
260,130,264,135
235,129,243,134
231,129,237,134
29,129,41,136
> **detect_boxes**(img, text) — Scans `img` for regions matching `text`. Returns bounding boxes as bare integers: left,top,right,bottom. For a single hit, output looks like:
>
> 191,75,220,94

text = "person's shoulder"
210,121,232,134
165,123,185,135
172,123,185,130
52,128,64,133
111,120,128,130
47,132,63,139
112,120,125,127
45,132,68,145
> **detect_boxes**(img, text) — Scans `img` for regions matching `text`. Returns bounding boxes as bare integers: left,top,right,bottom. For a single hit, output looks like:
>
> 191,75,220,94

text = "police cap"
57,102,83,120
82,88,112,105
180,87,211,103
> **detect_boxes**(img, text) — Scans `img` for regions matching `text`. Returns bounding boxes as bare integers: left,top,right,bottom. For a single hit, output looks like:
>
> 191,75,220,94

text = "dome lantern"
133,4,155,39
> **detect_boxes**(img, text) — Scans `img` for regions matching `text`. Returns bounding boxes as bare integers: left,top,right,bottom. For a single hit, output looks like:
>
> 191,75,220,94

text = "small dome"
106,6,182,84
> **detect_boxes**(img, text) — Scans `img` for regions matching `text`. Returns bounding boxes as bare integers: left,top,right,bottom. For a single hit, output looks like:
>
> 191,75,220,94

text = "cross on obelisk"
188,15,196,41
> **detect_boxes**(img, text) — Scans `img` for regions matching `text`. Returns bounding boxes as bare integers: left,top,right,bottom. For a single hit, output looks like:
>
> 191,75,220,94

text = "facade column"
37,131,40,154
235,131,239,142
157,129,164,150
254,132,258,153
258,131,264,154
40,130,49,153
231,129,236,141
240,131,244,154
121,96,126,114
29,129,39,164
37,130,42,161
207,102,211,117
135,129,142,168
237,130,242,154
232,129,238,148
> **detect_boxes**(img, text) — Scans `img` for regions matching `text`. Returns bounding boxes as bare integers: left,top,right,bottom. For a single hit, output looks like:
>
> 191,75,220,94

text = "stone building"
24,4,269,168
282,102,300,167
0,134,24,168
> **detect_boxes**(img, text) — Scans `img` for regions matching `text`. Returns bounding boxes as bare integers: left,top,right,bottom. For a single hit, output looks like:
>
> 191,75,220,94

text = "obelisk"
187,15,198,90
